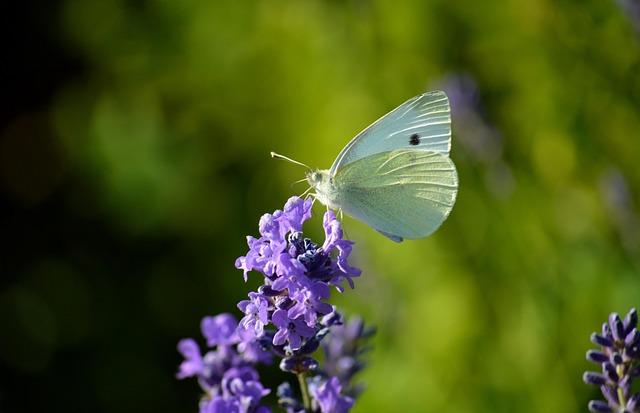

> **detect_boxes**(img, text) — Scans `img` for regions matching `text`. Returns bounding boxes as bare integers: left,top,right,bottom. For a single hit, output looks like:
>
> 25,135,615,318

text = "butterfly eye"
312,172,321,182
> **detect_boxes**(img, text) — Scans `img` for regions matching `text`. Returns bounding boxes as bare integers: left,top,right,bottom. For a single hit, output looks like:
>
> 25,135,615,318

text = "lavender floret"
309,377,354,413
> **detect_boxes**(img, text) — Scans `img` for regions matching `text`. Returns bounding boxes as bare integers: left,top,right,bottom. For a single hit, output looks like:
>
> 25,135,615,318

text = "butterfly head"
306,169,333,189
306,170,325,187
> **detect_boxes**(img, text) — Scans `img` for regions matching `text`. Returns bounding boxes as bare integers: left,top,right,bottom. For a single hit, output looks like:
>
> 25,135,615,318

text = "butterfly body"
295,91,457,242
306,170,340,210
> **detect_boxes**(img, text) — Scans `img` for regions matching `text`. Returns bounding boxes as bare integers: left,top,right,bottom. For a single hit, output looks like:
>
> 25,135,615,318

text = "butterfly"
272,90,458,242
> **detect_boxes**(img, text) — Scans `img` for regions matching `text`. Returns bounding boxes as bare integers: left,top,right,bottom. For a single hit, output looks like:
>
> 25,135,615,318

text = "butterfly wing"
333,149,458,242
329,91,451,176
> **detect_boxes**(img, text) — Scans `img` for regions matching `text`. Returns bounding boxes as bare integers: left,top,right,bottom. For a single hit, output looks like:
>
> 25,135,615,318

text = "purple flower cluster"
177,313,272,413
235,197,360,352
178,197,372,413
583,308,640,412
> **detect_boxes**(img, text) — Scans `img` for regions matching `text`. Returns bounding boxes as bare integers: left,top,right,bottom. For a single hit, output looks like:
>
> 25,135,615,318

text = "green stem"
297,372,312,411
617,364,627,408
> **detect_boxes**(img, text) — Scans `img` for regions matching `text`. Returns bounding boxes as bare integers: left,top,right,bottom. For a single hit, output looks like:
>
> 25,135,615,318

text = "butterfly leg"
299,186,313,198
334,208,352,238
304,192,320,210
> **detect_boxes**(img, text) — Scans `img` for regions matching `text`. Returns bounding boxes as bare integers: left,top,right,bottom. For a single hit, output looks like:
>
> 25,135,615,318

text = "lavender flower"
272,309,316,350
179,196,371,413
583,308,640,412
177,313,271,413
235,197,360,352
288,284,333,327
238,292,270,338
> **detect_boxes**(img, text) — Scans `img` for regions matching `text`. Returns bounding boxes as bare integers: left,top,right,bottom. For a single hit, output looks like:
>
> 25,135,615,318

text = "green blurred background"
1,1,640,412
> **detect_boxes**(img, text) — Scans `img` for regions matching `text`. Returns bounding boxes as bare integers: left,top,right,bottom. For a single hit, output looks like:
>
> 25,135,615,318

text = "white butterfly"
273,91,458,242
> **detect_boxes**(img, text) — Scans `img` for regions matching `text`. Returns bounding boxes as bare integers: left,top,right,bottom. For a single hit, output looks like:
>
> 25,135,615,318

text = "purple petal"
271,309,290,328
271,276,290,291
273,329,288,346
176,338,204,379
287,303,305,321
288,333,302,350
237,300,251,313
283,196,313,231
294,319,315,337
315,301,334,315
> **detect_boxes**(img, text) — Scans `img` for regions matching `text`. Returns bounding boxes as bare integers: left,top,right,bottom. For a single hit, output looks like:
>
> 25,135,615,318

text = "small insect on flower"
271,90,458,242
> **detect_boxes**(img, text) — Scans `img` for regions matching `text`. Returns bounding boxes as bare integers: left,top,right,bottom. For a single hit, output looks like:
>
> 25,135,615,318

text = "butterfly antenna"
290,178,308,187
270,152,311,170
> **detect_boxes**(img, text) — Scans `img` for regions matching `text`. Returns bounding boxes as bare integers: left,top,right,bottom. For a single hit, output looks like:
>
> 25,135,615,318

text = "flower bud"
584,372,607,386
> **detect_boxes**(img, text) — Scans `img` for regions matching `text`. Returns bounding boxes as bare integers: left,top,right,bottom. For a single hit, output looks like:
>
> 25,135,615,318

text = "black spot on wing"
409,133,420,146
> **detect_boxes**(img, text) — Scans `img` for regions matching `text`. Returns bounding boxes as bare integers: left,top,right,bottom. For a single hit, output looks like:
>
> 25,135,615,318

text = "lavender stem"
298,372,312,411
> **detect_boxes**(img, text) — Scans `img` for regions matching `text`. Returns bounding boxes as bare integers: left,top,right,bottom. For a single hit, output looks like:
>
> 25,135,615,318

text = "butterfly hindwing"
333,149,458,241
329,91,451,175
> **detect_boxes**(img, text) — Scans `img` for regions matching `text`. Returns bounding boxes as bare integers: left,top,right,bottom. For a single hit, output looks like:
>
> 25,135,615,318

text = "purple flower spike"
202,313,240,347
181,196,371,413
584,309,640,412
311,377,354,413
177,339,204,379
272,309,315,350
